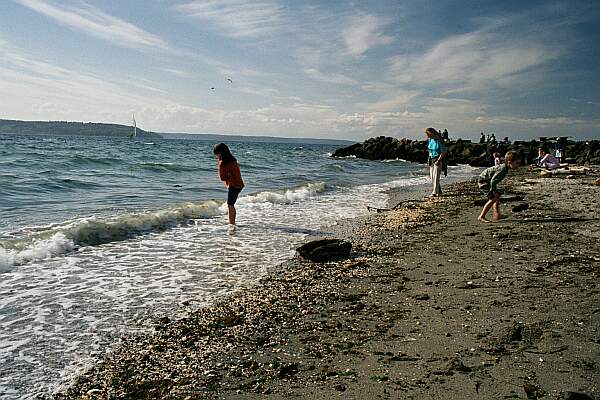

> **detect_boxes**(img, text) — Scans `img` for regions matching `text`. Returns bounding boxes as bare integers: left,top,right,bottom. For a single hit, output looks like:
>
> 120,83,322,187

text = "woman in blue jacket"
425,127,447,197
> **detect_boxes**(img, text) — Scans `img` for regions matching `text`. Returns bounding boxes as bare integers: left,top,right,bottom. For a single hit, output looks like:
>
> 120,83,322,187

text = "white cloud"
0,40,343,137
422,97,486,117
303,68,357,85
176,0,284,39
476,115,588,127
361,90,421,112
0,36,582,141
161,68,191,78
342,13,393,57
0,40,170,123
2,0,597,143
136,102,343,137
388,25,561,92
287,10,393,87
132,100,600,140
17,0,169,50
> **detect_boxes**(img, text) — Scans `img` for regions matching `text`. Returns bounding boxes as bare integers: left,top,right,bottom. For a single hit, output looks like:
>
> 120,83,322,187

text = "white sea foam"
382,175,430,189
329,154,356,159
240,182,327,205
381,158,410,163
0,183,331,268
0,233,75,270
0,200,223,267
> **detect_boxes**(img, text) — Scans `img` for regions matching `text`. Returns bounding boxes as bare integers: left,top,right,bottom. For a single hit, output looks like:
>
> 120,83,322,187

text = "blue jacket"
428,138,445,158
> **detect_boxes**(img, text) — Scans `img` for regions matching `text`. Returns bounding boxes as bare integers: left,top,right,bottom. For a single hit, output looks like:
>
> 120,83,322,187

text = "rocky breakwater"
332,136,600,167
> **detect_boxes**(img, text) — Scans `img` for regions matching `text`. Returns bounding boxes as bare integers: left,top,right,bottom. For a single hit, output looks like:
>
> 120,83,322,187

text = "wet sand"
55,167,599,400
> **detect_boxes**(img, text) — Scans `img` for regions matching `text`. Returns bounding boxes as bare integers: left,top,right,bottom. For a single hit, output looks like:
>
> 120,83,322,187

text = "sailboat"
130,114,137,138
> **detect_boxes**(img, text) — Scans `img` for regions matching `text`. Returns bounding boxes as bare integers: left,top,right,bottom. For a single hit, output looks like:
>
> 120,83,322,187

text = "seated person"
537,147,560,169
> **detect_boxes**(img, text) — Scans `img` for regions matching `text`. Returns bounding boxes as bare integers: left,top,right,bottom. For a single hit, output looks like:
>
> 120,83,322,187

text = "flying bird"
226,78,233,83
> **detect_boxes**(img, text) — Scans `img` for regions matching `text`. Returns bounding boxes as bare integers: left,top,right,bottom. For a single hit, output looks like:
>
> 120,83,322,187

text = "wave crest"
0,181,329,268
0,200,222,268
242,182,327,205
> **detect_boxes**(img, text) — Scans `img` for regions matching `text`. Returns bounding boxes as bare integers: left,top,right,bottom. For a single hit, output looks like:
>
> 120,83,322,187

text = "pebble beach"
54,167,600,400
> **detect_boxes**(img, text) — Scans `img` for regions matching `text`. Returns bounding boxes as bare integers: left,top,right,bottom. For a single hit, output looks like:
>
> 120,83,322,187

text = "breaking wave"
0,181,329,269
241,182,327,205
0,200,222,269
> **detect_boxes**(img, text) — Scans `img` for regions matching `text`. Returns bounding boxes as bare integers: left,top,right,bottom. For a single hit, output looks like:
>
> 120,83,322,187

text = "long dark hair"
213,143,237,164
425,127,442,139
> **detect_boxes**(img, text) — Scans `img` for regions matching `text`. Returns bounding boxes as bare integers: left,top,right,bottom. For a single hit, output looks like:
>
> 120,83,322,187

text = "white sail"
132,114,137,138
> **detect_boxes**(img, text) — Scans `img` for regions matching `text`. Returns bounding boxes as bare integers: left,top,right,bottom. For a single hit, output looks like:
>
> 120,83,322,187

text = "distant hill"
0,119,354,144
0,119,162,138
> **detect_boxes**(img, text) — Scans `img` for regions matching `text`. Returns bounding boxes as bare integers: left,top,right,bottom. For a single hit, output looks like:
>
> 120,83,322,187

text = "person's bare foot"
478,216,492,223
493,214,507,220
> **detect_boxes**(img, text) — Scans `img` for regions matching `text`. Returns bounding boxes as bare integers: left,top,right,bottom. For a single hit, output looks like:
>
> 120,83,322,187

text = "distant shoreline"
0,119,353,145
0,119,160,139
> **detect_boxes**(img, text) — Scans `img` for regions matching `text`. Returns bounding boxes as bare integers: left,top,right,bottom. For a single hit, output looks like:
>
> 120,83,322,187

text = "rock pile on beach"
54,168,599,400
331,136,600,167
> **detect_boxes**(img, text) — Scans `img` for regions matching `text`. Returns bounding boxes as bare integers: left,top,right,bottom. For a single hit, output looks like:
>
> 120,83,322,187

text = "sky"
1,0,599,141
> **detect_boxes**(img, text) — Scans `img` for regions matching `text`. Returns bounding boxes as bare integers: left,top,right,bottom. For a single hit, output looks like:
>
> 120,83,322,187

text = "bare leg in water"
228,205,236,225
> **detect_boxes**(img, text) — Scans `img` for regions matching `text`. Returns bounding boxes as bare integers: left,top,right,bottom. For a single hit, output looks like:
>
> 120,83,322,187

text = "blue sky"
1,0,599,141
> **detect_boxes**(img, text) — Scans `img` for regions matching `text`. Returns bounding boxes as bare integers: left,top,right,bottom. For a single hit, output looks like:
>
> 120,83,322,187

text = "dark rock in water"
296,239,352,262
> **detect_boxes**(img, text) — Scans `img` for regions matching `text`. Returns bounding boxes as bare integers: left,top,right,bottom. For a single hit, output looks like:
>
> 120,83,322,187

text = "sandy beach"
55,167,599,400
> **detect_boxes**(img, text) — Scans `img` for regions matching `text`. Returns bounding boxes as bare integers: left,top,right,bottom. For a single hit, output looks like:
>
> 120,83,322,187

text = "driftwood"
367,199,425,213
540,167,590,177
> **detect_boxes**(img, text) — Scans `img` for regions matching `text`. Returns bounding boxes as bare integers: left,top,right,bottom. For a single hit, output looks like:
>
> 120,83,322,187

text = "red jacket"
218,161,244,189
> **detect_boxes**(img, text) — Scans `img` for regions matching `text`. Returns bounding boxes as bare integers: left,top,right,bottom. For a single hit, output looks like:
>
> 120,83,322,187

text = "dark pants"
227,186,243,206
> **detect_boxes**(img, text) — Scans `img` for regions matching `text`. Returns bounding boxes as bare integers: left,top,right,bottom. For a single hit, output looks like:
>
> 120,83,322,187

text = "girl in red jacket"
213,143,244,225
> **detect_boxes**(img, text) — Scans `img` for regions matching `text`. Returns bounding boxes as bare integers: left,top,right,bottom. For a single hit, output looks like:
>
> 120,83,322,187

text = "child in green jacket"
477,151,521,223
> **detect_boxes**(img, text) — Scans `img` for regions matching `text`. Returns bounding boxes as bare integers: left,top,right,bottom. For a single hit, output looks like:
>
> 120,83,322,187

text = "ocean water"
0,133,476,399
